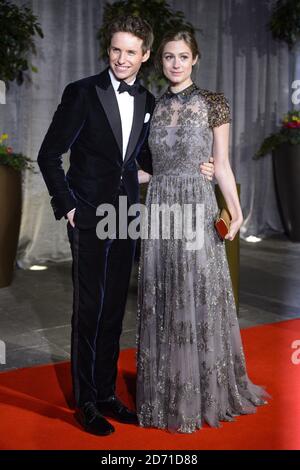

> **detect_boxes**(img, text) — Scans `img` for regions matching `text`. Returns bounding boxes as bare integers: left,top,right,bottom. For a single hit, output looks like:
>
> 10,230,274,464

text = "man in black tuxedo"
38,16,214,436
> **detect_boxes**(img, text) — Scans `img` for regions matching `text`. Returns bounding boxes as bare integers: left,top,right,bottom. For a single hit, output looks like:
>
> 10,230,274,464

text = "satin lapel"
95,84,123,158
124,90,147,164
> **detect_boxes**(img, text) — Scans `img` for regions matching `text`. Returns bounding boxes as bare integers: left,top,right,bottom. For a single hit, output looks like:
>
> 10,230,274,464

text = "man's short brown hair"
107,15,154,54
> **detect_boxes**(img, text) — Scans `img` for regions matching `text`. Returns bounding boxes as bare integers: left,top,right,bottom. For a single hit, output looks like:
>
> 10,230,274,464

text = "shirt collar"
109,68,136,92
164,83,198,102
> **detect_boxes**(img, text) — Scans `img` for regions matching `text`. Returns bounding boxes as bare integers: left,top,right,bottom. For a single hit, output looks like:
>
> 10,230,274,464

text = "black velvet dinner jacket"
38,68,155,228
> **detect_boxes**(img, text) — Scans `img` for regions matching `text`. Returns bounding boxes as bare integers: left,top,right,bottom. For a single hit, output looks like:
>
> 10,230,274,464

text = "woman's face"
162,39,197,87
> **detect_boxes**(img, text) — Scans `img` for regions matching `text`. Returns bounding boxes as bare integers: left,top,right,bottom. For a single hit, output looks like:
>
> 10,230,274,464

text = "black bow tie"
118,80,139,96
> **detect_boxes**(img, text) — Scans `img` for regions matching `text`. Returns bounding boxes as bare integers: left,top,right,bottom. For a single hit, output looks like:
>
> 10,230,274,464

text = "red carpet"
0,319,300,450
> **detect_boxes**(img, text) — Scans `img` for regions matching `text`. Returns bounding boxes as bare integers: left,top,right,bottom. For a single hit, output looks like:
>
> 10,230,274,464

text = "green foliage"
0,0,44,85
255,110,300,158
0,133,34,171
0,151,34,171
97,0,195,90
269,0,300,48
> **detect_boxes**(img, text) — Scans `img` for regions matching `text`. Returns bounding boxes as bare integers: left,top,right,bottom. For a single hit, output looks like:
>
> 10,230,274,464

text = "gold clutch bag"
214,208,231,240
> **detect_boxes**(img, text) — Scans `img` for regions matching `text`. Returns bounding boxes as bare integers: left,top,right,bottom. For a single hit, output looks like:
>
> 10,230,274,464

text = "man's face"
108,32,150,83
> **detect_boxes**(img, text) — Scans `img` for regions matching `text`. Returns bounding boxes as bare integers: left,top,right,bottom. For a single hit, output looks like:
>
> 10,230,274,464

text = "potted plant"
0,0,43,286
269,0,300,49
0,0,43,86
0,133,34,287
255,111,300,241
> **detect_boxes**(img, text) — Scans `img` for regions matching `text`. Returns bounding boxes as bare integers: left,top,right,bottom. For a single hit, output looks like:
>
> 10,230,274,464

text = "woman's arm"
213,123,243,241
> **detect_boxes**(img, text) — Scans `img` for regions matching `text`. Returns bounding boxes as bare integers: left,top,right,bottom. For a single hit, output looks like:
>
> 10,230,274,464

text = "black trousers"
67,196,136,407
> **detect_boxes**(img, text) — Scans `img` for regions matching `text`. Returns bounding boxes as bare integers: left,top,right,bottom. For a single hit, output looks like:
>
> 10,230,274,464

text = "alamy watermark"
291,80,300,105
95,196,205,251
0,340,6,365
0,80,6,104
291,339,300,365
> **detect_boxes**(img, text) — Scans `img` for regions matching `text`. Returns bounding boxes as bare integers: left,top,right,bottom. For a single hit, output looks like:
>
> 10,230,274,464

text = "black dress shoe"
76,402,115,436
97,396,138,424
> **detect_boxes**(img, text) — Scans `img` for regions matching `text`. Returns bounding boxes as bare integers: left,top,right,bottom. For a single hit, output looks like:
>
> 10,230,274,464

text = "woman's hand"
225,216,243,241
138,170,151,184
200,156,214,181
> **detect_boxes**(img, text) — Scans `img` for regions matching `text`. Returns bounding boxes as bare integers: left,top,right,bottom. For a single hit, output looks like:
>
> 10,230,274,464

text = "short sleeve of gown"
207,92,231,128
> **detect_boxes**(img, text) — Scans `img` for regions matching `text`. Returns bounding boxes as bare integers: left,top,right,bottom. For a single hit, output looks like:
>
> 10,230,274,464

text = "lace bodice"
148,83,231,177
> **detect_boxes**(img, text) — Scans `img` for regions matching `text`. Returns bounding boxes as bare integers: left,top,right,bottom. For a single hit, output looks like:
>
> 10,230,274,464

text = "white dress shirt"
109,69,135,160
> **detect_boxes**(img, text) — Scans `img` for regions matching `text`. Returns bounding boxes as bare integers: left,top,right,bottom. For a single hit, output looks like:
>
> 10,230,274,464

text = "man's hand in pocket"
67,208,76,227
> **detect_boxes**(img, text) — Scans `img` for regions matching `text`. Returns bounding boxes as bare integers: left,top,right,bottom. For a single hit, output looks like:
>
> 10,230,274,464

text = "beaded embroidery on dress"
136,84,269,433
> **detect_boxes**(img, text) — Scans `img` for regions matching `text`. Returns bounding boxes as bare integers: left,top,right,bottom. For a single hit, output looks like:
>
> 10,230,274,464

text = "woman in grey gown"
136,30,269,433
